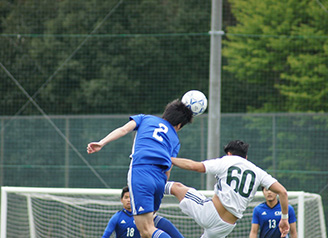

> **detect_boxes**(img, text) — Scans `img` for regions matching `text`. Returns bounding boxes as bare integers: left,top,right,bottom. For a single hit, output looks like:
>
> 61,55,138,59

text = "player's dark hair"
224,140,249,159
121,186,129,199
162,99,193,129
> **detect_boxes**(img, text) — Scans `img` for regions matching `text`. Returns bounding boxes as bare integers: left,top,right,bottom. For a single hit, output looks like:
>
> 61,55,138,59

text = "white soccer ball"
181,90,208,116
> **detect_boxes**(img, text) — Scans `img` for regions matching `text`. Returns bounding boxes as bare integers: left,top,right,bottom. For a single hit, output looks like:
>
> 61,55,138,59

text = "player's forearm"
100,121,136,146
269,182,288,215
249,224,259,238
289,223,298,238
102,227,113,238
99,127,128,146
249,232,257,238
278,189,288,215
171,157,205,172
102,231,111,238
171,157,192,170
290,232,298,238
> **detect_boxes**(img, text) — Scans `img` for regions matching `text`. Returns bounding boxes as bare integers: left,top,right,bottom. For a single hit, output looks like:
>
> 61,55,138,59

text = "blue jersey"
128,114,180,215
252,201,297,238
129,114,180,171
102,209,140,238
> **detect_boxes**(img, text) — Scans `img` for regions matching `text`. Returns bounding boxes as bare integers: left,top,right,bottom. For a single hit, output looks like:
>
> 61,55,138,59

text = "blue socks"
154,215,184,238
151,229,171,238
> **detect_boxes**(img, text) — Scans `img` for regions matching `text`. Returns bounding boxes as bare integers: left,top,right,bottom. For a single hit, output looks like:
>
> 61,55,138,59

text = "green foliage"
1,0,328,231
223,0,328,112
1,0,210,115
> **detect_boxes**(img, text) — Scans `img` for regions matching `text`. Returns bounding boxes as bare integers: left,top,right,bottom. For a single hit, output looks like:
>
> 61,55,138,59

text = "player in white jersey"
165,140,290,238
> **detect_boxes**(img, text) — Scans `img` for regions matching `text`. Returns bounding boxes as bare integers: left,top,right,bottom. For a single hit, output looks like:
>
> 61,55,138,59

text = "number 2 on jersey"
152,123,168,142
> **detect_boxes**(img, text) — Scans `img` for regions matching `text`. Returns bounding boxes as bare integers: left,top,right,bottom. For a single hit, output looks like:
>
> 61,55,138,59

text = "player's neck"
124,207,132,212
266,199,278,208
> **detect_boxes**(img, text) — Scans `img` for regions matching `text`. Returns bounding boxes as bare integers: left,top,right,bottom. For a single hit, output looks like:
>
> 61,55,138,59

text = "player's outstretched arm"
268,182,290,237
102,213,119,238
87,120,137,154
171,157,205,173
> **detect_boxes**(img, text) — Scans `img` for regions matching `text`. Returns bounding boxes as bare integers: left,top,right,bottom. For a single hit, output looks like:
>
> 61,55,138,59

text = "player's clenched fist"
279,219,290,237
87,142,103,154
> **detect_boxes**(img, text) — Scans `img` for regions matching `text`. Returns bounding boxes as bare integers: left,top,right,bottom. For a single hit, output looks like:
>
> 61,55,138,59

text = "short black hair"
223,140,249,159
121,186,129,199
162,99,193,129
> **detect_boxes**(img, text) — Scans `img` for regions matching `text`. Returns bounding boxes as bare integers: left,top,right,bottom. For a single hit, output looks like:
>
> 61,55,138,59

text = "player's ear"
175,123,182,131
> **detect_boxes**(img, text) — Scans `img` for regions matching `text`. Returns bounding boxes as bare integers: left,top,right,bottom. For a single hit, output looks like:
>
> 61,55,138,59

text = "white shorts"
179,189,236,238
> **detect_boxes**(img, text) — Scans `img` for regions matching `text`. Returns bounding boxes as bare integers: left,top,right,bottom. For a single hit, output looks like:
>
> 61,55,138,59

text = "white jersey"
202,155,277,219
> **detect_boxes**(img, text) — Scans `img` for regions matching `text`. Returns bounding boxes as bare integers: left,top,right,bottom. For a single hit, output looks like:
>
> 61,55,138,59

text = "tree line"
1,0,327,116
1,0,327,230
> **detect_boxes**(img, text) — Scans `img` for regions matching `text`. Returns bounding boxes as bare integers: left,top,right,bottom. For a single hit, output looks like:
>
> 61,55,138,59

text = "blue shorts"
127,164,167,215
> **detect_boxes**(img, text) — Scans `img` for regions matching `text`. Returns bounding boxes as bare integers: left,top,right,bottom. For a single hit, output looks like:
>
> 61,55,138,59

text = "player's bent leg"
134,212,156,238
134,212,172,238
165,181,190,202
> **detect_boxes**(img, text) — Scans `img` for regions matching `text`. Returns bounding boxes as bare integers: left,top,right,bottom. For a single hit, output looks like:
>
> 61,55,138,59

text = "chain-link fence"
1,113,327,229
1,0,328,235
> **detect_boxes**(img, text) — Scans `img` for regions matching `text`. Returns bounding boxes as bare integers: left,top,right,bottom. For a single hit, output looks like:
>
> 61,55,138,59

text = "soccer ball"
181,90,208,116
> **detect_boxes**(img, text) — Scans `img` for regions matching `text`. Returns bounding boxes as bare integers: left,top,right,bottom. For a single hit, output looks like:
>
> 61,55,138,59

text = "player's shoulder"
244,159,271,175
130,114,163,127
211,155,251,168
288,204,296,211
219,155,243,162
223,155,250,162
122,209,134,216
112,209,133,221
130,114,146,121
108,210,123,222
224,155,258,168
114,209,125,216
131,114,163,122
253,202,267,215
145,115,177,131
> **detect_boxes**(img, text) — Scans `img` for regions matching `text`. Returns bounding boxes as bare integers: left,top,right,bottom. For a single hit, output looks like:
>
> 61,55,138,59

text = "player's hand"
279,219,290,237
87,142,102,154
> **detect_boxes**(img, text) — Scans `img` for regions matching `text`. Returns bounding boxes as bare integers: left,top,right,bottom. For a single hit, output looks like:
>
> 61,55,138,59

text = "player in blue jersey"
102,186,138,238
88,99,193,238
249,187,297,238
102,186,184,238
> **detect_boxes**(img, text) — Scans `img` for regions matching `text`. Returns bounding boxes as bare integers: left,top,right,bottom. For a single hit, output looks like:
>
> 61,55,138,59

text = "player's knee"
140,232,151,238
173,182,185,190
171,182,189,200
139,229,153,238
135,217,156,238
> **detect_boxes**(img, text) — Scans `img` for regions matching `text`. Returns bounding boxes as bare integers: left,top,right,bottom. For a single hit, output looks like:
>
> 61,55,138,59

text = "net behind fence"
1,113,328,232
1,0,328,235
1,188,326,238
